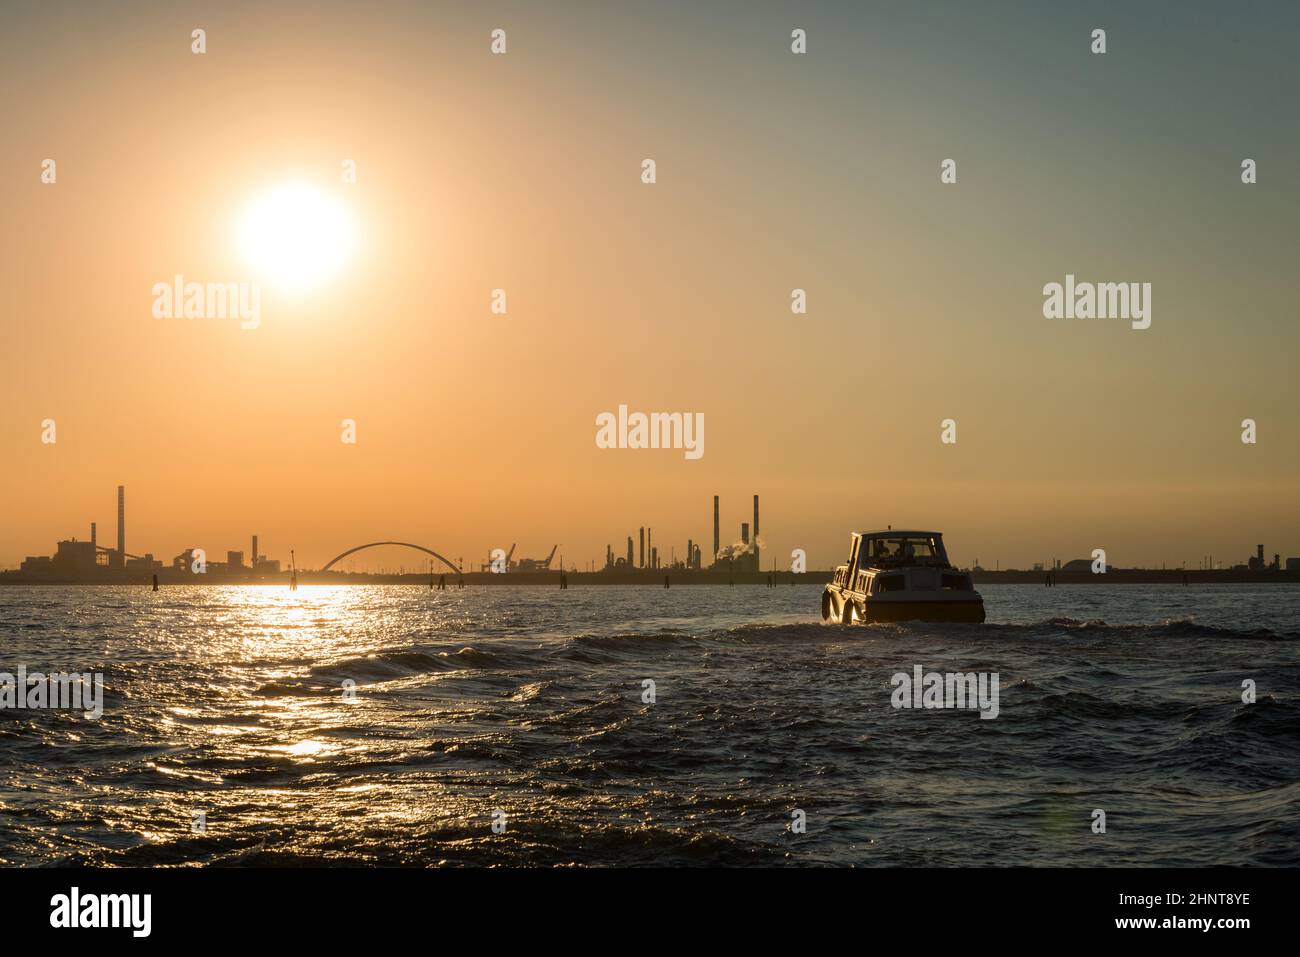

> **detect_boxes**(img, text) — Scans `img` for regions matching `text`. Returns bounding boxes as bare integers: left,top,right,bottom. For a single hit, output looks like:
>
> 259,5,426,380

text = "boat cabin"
849,531,951,569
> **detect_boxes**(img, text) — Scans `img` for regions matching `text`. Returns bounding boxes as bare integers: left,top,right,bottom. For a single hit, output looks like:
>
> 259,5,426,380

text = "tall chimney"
639,527,645,568
116,485,125,565
753,494,760,564
91,522,97,548
252,535,259,567
742,522,750,545
713,495,720,565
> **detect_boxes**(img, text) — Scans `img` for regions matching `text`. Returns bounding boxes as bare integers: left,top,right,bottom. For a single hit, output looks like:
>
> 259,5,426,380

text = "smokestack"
627,536,633,566
713,495,720,565
1258,544,1265,563
742,522,750,545
252,535,259,567
687,539,693,570
116,485,125,566
91,522,97,549
753,494,760,563
639,527,645,568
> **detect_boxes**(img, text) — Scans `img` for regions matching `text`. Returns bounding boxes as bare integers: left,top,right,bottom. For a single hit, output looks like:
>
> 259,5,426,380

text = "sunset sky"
2,0,1298,572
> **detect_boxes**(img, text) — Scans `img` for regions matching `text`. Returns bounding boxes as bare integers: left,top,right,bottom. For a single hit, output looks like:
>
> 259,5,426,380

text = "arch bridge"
320,541,462,575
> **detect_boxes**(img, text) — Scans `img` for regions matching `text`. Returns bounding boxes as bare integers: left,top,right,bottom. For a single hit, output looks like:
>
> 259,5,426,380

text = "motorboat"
821,530,985,624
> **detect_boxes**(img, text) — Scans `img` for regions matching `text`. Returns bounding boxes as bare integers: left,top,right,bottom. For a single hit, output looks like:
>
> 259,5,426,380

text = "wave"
566,632,698,649
1022,616,1295,641
711,617,1297,643
308,649,475,683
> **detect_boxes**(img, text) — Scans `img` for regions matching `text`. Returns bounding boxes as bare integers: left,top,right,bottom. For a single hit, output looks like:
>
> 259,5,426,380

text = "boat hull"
856,598,985,624
823,587,985,624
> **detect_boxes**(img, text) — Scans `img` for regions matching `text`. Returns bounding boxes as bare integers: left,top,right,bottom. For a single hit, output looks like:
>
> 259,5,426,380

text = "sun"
237,181,355,292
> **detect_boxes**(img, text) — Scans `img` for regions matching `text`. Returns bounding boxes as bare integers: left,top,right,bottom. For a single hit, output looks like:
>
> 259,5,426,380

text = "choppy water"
1,583,1297,867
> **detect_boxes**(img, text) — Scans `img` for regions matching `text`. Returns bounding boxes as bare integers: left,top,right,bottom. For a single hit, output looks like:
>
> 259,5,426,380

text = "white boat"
821,530,985,624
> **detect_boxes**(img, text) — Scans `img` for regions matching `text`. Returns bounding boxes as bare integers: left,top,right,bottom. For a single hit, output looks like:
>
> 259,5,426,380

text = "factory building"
708,494,763,573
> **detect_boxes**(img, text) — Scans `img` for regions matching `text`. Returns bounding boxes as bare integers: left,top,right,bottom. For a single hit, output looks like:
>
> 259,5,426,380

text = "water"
1,583,1297,866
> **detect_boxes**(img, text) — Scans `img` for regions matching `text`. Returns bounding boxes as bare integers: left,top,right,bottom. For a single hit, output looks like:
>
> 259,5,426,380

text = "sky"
2,0,1298,572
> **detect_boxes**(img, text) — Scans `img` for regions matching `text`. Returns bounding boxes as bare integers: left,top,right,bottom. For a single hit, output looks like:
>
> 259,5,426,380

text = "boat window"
862,537,940,563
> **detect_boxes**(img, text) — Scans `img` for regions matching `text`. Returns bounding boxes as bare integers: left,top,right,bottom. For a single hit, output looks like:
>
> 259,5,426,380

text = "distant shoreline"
2,569,1298,586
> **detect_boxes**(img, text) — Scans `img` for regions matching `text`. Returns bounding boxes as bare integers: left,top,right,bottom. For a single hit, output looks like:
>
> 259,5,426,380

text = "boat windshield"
860,536,943,565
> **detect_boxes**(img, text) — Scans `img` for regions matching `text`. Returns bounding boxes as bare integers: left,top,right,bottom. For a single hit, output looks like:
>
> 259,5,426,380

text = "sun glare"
237,181,355,292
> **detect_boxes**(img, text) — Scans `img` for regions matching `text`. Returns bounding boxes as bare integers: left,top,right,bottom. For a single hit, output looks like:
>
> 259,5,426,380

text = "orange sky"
2,2,1298,572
